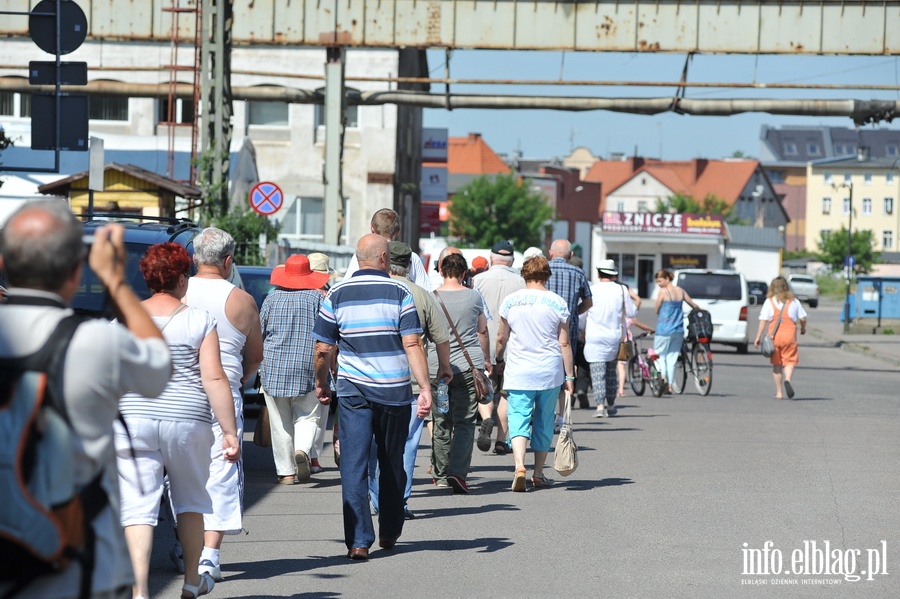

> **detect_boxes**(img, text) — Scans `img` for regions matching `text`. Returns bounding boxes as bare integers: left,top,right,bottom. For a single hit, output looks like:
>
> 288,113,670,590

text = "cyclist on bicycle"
654,269,701,395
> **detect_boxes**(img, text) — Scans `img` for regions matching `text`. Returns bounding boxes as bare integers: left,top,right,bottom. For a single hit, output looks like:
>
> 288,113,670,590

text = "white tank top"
185,277,246,399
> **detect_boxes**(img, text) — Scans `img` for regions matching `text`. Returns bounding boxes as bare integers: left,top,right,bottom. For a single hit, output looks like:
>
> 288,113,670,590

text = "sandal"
511,468,527,492
531,473,554,489
182,573,215,599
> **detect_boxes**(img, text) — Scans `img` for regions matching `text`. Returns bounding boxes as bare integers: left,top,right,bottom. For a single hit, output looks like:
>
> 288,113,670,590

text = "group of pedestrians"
0,200,811,597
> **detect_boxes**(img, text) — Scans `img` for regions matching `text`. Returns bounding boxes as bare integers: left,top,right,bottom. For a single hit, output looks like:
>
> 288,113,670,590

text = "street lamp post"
833,181,853,334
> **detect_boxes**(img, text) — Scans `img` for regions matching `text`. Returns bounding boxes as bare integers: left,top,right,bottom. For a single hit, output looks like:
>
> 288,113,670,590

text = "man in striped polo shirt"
313,234,433,561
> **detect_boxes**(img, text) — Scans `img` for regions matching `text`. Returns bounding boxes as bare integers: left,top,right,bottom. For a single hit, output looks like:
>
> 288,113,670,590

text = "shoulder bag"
616,286,636,361
434,291,494,404
760,299,786,358
554,393,578,476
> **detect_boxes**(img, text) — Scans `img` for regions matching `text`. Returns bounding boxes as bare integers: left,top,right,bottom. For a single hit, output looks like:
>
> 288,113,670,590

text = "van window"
676,273,742,301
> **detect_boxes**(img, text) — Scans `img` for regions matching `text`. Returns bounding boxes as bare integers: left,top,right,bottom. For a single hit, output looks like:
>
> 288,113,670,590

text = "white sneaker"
593,406,608,418
198,559,222,582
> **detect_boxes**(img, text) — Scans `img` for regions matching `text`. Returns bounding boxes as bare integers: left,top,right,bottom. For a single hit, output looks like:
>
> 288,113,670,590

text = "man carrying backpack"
0,200,172,599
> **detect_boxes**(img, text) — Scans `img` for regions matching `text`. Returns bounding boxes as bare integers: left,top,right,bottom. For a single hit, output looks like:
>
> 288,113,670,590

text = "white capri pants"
204,411,245,534
114,418,213,526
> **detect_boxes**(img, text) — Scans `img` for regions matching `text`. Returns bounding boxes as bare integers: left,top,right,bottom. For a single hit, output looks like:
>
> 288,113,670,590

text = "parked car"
237,265,274,310
671,269,750,354
787,274,819,308
234,265,272,412
747,280,768,305
74,217,202,317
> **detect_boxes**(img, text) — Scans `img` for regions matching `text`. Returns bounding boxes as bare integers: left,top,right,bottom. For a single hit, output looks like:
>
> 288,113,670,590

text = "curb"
809,328,900,367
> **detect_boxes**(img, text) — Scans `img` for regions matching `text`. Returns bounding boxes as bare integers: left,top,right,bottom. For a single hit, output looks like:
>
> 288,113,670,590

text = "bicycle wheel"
672,353,687,395
648,360,665,398
692,343,713,396
629,356,646,396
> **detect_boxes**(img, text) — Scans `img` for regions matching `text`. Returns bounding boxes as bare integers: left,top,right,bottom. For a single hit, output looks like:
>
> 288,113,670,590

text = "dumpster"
854,276,900,325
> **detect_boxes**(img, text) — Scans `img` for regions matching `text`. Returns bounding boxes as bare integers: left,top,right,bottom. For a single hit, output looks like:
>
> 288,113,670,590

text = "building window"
842,197,851,216
784,142,797,156
807,143,820,155
768,171,784,183
616,201,625,212
314,103,358,128
885,197,894,215
883,230,894,249
281,197,323,238
820,229,832,240
248,101,288,126
888,145,899,157
0,92,13,115
822,197,831,215
0,91,31,117
823,172,833,184
864,172,873,185
90,95,128,121
888,172,895,185
158,97,196,124
843,172,852,184
637,200,648,212
862,197,872,215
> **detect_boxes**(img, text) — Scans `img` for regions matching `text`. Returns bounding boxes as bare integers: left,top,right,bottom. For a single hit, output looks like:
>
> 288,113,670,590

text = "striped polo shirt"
312,269,423,406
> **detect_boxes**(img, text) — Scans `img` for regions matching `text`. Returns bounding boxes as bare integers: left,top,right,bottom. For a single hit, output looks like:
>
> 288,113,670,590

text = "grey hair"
0,199,82,291
389,264,409,277
192,227,235,267
490,252,514,266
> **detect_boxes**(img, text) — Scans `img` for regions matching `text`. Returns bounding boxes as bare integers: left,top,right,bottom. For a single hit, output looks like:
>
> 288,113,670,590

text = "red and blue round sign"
249,181,284,216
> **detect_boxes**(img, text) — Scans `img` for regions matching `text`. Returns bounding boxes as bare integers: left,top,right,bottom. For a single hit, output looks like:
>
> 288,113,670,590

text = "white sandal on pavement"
181,572,215,599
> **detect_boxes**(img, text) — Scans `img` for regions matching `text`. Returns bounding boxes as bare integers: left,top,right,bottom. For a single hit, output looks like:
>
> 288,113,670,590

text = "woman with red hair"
114,242,240,599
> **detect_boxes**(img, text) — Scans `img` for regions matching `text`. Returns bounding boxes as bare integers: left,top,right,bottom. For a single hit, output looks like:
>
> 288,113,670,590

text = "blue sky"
423,50,900,161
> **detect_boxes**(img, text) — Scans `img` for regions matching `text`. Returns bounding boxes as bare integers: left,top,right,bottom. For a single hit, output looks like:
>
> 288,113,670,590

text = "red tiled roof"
584,157,759,211
446,133,511,175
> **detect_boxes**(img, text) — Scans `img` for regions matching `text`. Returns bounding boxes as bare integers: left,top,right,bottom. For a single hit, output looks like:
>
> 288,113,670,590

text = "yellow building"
38,163,201,218
806,152,899,253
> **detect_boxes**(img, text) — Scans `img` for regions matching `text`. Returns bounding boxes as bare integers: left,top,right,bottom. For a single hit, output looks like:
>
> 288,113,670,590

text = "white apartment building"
0,39,422,245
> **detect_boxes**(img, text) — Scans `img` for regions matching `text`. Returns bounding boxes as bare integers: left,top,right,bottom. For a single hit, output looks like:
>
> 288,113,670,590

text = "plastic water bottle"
436,379,449,414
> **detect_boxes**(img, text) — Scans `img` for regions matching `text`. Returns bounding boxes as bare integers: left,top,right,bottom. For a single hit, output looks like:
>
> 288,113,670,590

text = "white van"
672,269,750,354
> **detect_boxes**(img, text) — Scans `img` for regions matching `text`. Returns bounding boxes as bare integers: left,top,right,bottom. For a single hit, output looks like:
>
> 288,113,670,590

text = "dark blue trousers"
338,394,410,550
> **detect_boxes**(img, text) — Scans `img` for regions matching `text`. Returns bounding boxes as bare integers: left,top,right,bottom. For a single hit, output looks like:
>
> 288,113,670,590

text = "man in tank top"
184,227,263,583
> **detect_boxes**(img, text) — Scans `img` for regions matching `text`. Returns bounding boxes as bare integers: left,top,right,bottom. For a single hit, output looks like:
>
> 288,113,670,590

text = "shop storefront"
591,212,728,298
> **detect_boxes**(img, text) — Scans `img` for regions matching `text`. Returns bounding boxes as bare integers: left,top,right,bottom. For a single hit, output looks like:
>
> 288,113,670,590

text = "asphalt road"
144,300,900,598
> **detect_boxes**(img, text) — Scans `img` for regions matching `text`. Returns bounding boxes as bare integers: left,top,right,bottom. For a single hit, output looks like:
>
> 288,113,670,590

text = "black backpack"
687,308,714,342
0,314,107,599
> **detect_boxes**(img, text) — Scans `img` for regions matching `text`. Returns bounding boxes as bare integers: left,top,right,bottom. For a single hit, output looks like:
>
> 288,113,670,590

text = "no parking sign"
249,181,284,216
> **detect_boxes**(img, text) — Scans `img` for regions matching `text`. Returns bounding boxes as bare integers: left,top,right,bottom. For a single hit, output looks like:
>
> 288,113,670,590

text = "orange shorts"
770,341,799,365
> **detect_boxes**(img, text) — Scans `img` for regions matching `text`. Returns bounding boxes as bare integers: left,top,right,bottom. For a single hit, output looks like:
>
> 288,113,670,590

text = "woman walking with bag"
753,276,807,399
583,260,638,417
431,252,491,493
495,256,575,492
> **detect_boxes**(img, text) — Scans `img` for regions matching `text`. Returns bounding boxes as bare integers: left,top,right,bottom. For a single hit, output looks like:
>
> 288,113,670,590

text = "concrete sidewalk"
804,297,900,366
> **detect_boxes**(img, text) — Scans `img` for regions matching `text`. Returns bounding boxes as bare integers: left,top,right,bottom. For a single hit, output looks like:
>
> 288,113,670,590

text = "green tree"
654,192,747,224
816,226,879,275
447,174,553,249
201,204,280,266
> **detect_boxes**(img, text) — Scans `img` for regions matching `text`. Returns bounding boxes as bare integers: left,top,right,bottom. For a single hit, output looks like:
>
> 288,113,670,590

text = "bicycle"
627,332,666,398
672,332,713,396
